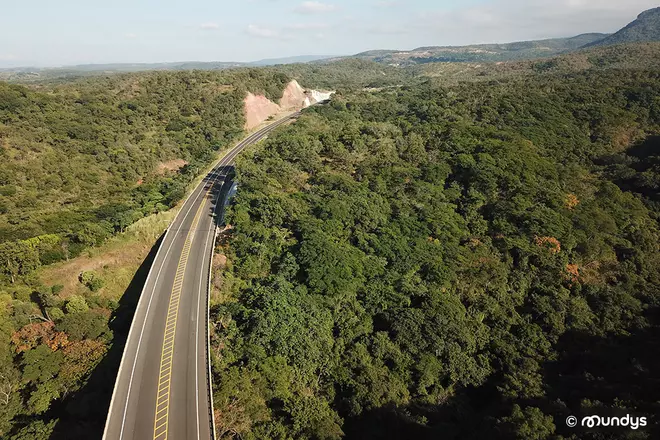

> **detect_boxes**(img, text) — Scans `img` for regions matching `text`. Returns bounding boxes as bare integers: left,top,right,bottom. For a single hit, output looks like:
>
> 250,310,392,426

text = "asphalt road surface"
103,113,300,440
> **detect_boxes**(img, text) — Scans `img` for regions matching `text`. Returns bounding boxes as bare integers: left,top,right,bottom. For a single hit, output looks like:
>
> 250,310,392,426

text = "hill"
585,7,660,47
420,42,660,83
0,56,340,83
348,33,608,66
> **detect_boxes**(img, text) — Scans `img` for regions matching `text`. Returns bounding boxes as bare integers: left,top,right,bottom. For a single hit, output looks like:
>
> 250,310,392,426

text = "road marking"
153,190,208,440
152,139,256,439
108,113,300,440
195,184,215,440
117,181,211,440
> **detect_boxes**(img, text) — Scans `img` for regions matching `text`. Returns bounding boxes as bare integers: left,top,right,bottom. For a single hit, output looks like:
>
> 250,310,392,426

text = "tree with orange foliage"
11,322,69,353
59,339,106,395
534,236,561,254
46,332,69,351
564,193,580,210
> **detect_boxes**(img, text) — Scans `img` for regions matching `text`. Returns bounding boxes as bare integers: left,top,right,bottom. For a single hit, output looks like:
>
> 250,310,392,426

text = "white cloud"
124,33,137,39
285,23,329,31
411,0,658,46
0,54,17,61
295,1,337,14
199,22,220,30
247,24,281,39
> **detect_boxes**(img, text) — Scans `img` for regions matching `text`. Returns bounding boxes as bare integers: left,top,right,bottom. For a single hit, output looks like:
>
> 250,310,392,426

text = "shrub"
47,307,65,321
65,295,89,314
79,270,105,292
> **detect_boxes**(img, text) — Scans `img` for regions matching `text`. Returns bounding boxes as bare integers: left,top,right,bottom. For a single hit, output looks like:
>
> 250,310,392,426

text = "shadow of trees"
48,234,164,439
597,135,660,203
544,306,660,439
340,306,660,440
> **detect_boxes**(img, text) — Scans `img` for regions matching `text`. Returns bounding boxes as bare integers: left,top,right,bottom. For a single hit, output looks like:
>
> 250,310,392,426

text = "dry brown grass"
39,210,175,301
156,158,188,175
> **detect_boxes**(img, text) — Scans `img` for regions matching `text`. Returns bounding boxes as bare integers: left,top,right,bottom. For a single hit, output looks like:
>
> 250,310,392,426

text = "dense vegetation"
420,42,660,84
0,58,413,91
211,61,660,439
0,69,253,438
0,61,409,267
2,38,660,438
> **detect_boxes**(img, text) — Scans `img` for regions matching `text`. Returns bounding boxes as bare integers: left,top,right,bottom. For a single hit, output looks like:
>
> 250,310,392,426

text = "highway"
103,113,300,440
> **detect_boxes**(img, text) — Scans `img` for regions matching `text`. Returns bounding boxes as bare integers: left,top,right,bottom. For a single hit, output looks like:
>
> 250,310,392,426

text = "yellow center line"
152,168,222,440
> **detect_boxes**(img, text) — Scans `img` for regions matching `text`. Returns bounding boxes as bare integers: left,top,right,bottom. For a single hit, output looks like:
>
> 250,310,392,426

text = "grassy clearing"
39,209,175,301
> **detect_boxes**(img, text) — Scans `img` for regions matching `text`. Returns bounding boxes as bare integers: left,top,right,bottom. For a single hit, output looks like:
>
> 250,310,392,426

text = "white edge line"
196,192,213,440
204,113,299,440
102,147,241,440
102,113,299,440
206,177,221,440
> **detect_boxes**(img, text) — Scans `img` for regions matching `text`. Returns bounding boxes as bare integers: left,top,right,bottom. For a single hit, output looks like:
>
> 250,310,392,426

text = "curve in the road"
103,113,300,440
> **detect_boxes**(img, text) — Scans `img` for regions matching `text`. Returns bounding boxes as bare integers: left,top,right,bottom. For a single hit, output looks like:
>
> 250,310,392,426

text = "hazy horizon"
1,0,658,68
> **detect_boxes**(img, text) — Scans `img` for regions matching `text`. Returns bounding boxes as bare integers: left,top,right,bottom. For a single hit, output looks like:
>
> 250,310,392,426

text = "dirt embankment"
280,80,309,110
244,93,281,130
243,80,333,130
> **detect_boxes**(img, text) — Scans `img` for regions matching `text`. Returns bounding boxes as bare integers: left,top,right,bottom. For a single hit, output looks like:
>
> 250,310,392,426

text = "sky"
0,0,658,67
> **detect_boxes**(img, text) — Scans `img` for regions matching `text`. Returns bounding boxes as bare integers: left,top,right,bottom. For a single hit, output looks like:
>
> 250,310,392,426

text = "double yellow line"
150,113,300,440
153,175,216,440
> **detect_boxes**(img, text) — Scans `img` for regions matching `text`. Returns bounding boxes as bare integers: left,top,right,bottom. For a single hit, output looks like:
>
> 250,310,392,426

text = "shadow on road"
49,234,164,440
209,166,236,230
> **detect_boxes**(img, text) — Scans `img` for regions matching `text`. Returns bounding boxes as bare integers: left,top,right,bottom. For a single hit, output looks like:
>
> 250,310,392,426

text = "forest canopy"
211,63,660,439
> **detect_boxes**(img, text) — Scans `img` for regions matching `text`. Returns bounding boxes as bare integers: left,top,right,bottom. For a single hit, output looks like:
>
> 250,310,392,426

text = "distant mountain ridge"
0,55,339,75
2,7,660,77
248,55,339,66
342,7,660,66
584,7,660,47
346,33,609,65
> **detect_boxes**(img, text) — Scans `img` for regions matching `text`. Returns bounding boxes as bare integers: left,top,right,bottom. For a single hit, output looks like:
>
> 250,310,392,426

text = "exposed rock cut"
243,80,335,130
244,92,281,130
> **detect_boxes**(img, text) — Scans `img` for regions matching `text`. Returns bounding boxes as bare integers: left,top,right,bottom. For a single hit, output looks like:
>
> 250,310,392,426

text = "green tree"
0,242,40,283
9,419,57,440
64,295,88,315
499,405,556,440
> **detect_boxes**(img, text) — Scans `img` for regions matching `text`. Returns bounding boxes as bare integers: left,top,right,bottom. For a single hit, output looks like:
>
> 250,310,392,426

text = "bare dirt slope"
244,93,281,130
280,80,309,110
244,80,333,130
